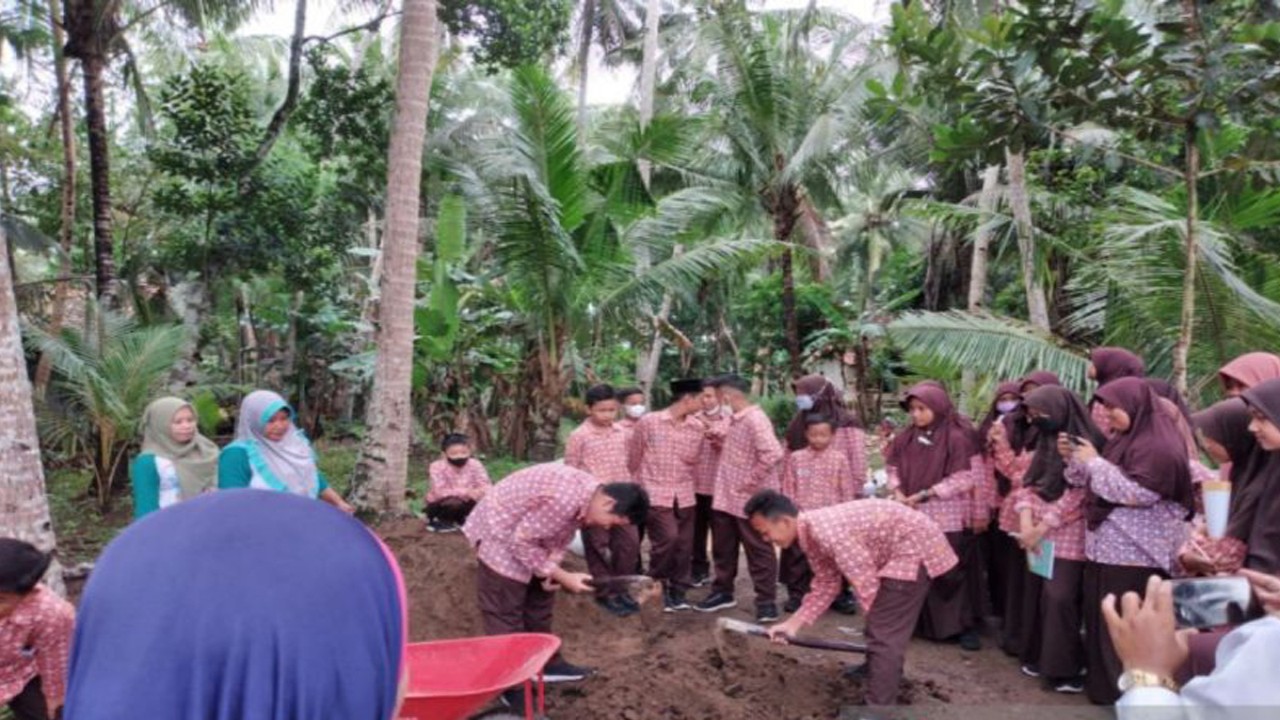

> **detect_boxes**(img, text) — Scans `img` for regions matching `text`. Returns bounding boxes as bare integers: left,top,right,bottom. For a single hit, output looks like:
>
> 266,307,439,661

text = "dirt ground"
380,520,1109,720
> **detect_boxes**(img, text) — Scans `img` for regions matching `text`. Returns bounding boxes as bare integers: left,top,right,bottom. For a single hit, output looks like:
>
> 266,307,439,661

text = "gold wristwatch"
1117,669,1180,693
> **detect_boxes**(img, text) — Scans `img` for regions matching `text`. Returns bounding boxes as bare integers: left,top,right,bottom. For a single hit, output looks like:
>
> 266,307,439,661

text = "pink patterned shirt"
564,421,632,483
694,411,731,496
792,500,959,627
628,409,703,509
0,585,74,711
992,438,1034,533
783,446,856,511
463,464,600,583
886,454,979,534
1066,458,1190,572
712,405,785,518
832,426,869,496
1013,486,1088,561
426,458,492,503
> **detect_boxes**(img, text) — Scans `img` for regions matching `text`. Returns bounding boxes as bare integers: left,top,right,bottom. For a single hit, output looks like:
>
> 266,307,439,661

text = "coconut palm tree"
350,0,438,515
0,223,64,595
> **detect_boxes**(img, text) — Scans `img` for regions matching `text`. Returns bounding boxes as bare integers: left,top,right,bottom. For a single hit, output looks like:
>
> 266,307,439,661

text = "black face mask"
447,456,470,468
1032,417,1061,433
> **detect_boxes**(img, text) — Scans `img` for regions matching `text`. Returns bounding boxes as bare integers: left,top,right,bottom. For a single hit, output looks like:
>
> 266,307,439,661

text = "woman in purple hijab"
64,490,408,720
1062,377,1193,704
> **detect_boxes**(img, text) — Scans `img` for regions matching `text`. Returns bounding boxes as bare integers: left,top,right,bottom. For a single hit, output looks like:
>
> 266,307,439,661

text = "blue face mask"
795,394,815,411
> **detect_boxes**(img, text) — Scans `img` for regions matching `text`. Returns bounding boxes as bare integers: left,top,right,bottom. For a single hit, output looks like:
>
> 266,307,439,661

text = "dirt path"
380,520,1106,719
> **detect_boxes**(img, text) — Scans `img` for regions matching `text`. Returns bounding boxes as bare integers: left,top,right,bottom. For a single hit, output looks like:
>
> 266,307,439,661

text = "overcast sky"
241,0,891,105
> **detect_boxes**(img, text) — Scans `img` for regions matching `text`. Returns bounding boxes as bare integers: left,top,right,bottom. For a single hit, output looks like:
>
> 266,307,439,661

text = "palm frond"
887,310,1091,393
599,237,781,319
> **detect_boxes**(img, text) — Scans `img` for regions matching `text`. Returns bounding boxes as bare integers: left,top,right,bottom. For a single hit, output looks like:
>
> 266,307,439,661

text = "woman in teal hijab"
218,390,355,513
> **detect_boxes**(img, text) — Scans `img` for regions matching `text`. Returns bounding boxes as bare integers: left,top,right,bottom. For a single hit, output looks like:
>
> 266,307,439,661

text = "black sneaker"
843,662,869,679
695,592,738,613
617,594,641,614
756,603,780,623
691,571,711,588
663,590,692,613
426,519,445,533
831,594,859,616
542,659,592,683
1053,677,1085,694
959,630,982,652
500,686,528,711
1020,664,1041,679
595,596,636,618
783,595,804,614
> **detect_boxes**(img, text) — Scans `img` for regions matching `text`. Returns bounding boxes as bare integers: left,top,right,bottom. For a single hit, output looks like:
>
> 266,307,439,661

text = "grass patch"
45,466,130,567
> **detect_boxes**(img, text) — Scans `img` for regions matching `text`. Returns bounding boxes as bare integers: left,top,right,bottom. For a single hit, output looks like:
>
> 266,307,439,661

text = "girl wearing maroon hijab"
1014,386,1105,694
785,375,868,490
1088,348,1146,437
887,383,982,651
1063,377,1194,704
976,383,1022,625
1240,378,1280,575
1220,352,1280,397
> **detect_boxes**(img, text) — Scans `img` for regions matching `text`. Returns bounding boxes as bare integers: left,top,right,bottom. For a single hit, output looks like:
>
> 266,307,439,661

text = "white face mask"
795,394,815,411
995,400,1020,415
703,405,721,416
625,404,647,419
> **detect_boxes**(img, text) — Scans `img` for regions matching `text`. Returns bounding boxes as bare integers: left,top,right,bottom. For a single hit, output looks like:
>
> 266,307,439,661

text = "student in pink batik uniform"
0,540,74,720
691,379,731,587
1014,385,1106,694
886,382,983,652
565,384,641,617
784,375,868,497
463,463,650,685
425,433,491,533
697,374,785,622
748,491,958,707
1063,377,1195,705
628,378,706,613
976,381,1023,624
615,387,646,433
780,414,859,615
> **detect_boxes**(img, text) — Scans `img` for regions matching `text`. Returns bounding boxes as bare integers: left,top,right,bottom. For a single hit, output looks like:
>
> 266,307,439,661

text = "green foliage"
33,313,187,510
296,46,393,192
437,0,573,70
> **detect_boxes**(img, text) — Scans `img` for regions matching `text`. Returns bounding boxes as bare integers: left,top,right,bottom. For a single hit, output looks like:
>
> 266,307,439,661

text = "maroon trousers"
710,510,778,605
1031,558,1084,680
864,567,931,706
780,544,813,598
999,539,1029,656
7,678,50,720
426,497,476,524
692,493,714,579
647,503,695,591
583,525,640,597
476,562,561,662
1083,562,1165,704
916,531,974,641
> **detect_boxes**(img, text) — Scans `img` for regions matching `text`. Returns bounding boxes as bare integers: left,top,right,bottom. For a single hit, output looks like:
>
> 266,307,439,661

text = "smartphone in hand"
1170,576,1253,629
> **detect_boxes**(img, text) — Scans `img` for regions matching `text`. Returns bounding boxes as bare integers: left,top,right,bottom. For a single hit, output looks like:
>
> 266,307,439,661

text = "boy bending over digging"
746,490,957,707
462,463,649,702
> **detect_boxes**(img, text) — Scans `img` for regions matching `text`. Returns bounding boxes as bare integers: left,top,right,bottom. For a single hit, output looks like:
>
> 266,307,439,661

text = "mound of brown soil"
378,520,949,719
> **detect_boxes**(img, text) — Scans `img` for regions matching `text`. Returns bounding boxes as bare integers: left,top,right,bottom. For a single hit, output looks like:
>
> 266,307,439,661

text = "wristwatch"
1117,669,1180,693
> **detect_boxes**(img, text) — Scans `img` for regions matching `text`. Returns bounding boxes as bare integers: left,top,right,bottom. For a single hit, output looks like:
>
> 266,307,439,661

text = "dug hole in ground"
380,520,1107,720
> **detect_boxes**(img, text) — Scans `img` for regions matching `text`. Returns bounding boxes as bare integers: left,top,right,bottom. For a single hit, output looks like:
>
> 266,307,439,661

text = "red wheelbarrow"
397,633,562,720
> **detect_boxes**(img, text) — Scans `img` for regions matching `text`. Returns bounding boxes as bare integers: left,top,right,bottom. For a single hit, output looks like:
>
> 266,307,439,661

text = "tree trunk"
1172,122,1199,395
0,224,65,596
780,245,802,380
633,0,665,401
967,165,1000,312
79,51,120,308
1004,147,1050,331
575,0,596,137
527,338,567,462
351,0,438,515
35,0,77,398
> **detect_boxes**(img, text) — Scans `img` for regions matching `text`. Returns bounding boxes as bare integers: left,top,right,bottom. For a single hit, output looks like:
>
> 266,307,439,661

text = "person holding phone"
1106,571,1280,716
1014,385,1106,693
1063,377,1196,704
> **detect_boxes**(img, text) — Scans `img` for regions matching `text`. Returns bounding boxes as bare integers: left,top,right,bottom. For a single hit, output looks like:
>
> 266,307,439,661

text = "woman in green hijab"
130,397,221,520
